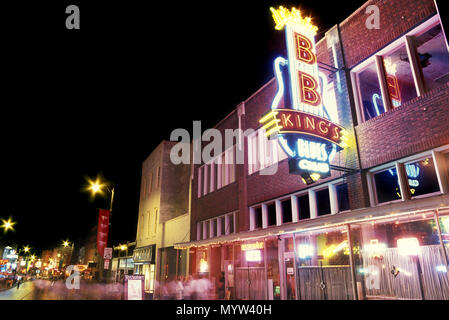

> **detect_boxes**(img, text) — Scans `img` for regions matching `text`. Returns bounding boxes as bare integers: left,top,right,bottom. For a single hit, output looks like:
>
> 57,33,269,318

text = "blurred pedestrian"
217,272,225,300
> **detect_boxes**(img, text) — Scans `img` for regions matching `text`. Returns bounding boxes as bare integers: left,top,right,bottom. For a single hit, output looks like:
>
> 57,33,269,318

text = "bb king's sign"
260,6,347,184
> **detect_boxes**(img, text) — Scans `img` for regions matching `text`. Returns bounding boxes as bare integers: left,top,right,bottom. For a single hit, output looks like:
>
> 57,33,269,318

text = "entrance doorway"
297,265,353,300
235,267,265,300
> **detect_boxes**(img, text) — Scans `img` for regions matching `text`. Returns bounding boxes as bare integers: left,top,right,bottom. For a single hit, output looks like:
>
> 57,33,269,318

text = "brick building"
172,0,449,300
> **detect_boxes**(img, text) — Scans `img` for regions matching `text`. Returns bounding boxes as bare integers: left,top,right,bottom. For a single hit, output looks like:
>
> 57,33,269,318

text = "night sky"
1,1,368,254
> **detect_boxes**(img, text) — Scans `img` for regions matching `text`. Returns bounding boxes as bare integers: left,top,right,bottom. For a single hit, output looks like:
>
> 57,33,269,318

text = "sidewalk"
0,280,34,300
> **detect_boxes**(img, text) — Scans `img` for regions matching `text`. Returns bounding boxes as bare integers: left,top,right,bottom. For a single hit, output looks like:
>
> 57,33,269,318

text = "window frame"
351,15,444,124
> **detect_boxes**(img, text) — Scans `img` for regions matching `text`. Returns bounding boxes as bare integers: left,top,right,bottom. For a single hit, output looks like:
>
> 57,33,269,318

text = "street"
0,279,124,300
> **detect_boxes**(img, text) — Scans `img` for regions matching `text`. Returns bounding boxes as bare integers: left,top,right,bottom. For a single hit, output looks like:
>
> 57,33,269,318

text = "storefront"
178,196,449,300
133,244,156,294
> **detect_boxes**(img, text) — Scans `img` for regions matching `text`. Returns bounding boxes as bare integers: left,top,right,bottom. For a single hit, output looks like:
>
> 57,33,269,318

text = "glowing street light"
63,240,70,248
23,246,30,253
1,218,16,233
88,178,104,195
86,176,115,211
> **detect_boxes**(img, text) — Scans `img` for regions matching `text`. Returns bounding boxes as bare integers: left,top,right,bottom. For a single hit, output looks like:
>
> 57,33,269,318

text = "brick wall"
340,0,436,69
356,83,449,168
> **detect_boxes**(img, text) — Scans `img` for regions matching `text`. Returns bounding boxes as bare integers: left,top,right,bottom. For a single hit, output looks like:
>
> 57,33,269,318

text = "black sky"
0,0,368,254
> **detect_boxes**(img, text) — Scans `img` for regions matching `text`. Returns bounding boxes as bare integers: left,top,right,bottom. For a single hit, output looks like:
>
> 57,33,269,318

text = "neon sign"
241,241,264,251
260,6,347,184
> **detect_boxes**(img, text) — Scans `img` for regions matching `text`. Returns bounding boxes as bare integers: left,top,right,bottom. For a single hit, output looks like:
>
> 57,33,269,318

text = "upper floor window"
247,128,287,175
352,16,449,123
369,153,443,206
197,146,236,198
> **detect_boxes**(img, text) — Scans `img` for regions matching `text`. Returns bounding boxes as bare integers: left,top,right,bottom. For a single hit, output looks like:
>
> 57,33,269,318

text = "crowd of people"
157,272,226,300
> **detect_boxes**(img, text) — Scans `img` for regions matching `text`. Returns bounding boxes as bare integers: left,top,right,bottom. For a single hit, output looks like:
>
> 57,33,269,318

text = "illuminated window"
317,188,331,216
405,158,440,197
357,61,385,121
382,43,417,107
247,129,287,175
336,183,350,212
415,23,449,91
374,167,401,204
350,214,445,299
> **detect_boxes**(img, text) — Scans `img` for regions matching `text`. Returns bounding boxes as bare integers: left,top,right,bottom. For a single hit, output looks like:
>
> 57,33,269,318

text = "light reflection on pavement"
0,279,124,300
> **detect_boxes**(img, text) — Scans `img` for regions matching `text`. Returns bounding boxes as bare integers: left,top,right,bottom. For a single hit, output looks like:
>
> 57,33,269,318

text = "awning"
175,194,449,249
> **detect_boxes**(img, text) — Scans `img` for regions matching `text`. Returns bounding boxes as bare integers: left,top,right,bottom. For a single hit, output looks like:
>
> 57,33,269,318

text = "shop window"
382,43,417,107
298,194,310,220
267,203,277,226
357,61,385,121
438,212,449,265
266,238,281,300
295,226,353,300
337,183,350,212
405,157,440,197
316,188,331,216
350,214,447,300
282,199,292,224
415,23,449,91
374,167,401,204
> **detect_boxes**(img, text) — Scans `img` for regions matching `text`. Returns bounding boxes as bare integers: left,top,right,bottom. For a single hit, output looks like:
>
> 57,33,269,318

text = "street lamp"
1,217,16,233
87,177,115,211
63,240,70,248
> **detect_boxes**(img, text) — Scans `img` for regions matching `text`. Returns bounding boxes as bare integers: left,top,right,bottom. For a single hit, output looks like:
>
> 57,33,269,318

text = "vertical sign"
97,209,110,258
260,6,347,185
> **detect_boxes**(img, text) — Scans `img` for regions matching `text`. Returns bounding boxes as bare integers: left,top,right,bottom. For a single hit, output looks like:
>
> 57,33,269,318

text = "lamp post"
87,177,115,282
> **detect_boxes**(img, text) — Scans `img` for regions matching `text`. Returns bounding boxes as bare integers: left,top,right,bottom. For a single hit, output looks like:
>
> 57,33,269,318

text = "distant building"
133,140,191,297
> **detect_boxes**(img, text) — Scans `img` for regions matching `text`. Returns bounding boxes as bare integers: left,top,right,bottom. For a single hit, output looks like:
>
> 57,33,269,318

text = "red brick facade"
189,0,449,242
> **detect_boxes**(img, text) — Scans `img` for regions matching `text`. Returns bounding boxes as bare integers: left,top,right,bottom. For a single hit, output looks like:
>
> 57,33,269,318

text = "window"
353,18,449,123
149,173,153,194
415,23,449,91
357,61,385,121
382,43,417,107
336,183,350,212
254,207,263,229
197,166,202,198
157,166,161,188
298,194,310,220
220,216,225,235
374,167,401,204
281,199,292,223
350,213,446,300
228,214,235,234
316,188,331,216
405,157,440,197
198,147,236,198
210,220,216,238
247,128,287,175
203,164,208,196
267,203,277,226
